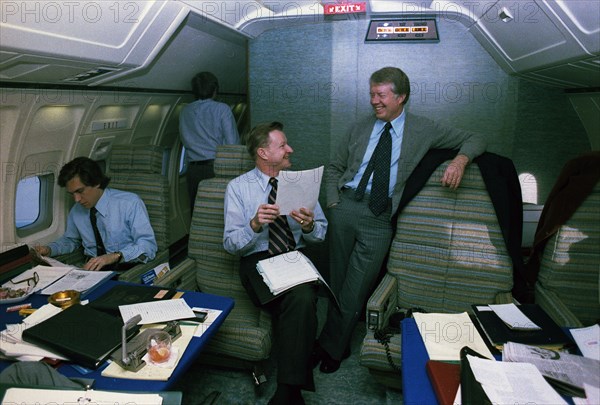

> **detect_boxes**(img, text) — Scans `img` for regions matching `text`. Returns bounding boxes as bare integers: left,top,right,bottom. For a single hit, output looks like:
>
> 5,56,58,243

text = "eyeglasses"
10,271,39,290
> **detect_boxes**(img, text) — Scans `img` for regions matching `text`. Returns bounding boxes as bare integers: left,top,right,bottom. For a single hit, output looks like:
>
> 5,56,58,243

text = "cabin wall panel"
248,17,590,208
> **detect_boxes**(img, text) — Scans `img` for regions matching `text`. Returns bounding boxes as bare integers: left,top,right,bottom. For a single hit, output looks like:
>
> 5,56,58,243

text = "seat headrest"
214,145,255,178
109,145,164,174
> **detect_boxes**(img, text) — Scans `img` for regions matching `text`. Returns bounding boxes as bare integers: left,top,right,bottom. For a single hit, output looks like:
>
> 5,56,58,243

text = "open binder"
471,304,572,350
22,304,139,369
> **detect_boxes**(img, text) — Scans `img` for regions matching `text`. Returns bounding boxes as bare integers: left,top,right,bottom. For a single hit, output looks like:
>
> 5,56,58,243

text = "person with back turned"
223,122,328,404
35,157,157,271
313,66,487,373
179,71,240,211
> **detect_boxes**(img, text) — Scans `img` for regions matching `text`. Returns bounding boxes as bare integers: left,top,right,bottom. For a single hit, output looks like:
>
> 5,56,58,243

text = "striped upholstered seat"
535,181,600,327
107,145,171,283
359,161,514,389
189,145,272,369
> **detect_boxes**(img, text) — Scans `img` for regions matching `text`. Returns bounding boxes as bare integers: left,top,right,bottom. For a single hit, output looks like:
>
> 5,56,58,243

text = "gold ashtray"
48,290,81,309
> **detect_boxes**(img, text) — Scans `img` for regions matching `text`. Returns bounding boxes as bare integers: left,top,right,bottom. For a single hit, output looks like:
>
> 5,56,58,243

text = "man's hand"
290,207,315,233
83,253,120,271
250,203,280,233
441,154,469,190
33,245,51,257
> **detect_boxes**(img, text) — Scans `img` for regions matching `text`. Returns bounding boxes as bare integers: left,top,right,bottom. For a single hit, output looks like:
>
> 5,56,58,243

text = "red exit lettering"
324,2,367,15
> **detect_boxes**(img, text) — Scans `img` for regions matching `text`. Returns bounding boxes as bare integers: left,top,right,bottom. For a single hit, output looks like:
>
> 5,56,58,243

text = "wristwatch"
114,251,123,263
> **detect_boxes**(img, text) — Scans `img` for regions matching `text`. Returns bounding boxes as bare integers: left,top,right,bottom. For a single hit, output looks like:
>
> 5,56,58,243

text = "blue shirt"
345,111,405,196
223,167,328,257
179,98,240,162
48,188,157,263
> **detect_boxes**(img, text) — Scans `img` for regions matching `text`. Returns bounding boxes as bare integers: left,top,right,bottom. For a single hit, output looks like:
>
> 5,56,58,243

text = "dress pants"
186,161,215,211
318,188,393,360
240,251,318,391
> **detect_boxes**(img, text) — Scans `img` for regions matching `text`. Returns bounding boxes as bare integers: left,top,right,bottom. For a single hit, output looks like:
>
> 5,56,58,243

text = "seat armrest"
365,273,397,332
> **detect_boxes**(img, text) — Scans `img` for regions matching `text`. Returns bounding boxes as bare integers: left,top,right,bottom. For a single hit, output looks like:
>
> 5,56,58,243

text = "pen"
6,303,31,313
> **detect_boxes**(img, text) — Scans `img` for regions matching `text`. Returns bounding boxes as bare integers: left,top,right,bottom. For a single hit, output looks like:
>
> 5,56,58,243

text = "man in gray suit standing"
314,67,487,373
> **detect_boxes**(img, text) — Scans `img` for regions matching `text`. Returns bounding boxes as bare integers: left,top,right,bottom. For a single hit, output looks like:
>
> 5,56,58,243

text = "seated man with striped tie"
223,121,328,405
34,157,157,271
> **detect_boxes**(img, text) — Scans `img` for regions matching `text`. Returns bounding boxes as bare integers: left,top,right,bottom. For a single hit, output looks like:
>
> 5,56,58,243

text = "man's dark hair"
370,67,411,105
246,122,284,160
58,157,110,189
191,72,219,100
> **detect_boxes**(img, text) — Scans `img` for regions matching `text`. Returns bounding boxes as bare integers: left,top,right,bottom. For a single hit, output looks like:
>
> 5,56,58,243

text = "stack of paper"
256,251,320,295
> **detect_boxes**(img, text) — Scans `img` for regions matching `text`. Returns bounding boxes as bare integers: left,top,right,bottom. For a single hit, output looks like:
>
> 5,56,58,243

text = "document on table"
570,324,600,360
3,265,72,293
276,166,323,215
467,355,567,404
40,268,114,295
119,298,195,324
2,387,163,405
489,303,541,330
413,312,494,361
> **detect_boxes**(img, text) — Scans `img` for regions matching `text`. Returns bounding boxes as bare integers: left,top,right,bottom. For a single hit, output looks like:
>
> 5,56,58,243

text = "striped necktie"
90,207,107,256
267,177,296,256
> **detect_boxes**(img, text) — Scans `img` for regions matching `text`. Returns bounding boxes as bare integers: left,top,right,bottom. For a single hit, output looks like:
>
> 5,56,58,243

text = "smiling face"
66,175,103,209
257,129,294,176
370,82,406,122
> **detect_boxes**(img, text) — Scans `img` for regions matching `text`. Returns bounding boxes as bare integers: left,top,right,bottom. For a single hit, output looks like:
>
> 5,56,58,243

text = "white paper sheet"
118,298,195,325
489,303,541,330
276,166,323,214
413,312,494,361
2,265,72,294
570,324,600,361
40,268,114,295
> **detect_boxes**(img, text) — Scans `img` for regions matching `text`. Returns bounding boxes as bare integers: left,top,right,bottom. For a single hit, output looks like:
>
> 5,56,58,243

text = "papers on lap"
257,251,321,296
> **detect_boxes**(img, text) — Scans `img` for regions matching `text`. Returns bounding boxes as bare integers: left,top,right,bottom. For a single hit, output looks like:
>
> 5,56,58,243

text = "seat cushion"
391,163,513,314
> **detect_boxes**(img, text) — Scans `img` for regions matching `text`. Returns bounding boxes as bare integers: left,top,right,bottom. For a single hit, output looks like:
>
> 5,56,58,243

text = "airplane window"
16,176,41,228
15,174,54,236
519,173,538,204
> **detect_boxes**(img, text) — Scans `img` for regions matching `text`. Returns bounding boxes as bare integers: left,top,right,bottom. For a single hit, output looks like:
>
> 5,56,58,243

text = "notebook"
22,304,139,369
426,360,460,405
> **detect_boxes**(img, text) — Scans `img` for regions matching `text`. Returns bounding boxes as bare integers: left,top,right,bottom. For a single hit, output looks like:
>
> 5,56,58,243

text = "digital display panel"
365,18,439,42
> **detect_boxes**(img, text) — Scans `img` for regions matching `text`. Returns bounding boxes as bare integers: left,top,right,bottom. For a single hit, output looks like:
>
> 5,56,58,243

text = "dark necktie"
267,177,296,256
355,122,393,216
90,207,107,256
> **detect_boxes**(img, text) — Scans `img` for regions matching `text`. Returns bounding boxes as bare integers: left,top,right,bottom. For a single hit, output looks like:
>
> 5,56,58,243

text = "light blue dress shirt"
223,168,328,257
48,188,157,263
345,111,405,196
179,98,240,162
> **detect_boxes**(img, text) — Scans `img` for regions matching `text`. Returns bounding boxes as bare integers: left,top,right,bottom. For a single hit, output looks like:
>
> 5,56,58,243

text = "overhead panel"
0,1,188,84
468,0,591,73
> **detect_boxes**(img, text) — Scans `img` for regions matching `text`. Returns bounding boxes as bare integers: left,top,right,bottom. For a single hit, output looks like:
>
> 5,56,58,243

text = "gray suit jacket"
325,112,487,216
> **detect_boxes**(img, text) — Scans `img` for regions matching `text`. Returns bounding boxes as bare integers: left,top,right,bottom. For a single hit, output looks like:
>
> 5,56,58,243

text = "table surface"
0,280,234,391
401,317,439,405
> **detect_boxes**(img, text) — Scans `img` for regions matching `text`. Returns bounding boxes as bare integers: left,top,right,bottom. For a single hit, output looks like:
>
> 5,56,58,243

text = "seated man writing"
223,122,328,405
35,157,157,271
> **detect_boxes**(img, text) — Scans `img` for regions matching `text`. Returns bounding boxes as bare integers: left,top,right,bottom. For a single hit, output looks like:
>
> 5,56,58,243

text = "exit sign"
323,2,366,15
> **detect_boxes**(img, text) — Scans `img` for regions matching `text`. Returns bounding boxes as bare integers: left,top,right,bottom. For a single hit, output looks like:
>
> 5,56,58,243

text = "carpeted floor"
172,299,403,404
